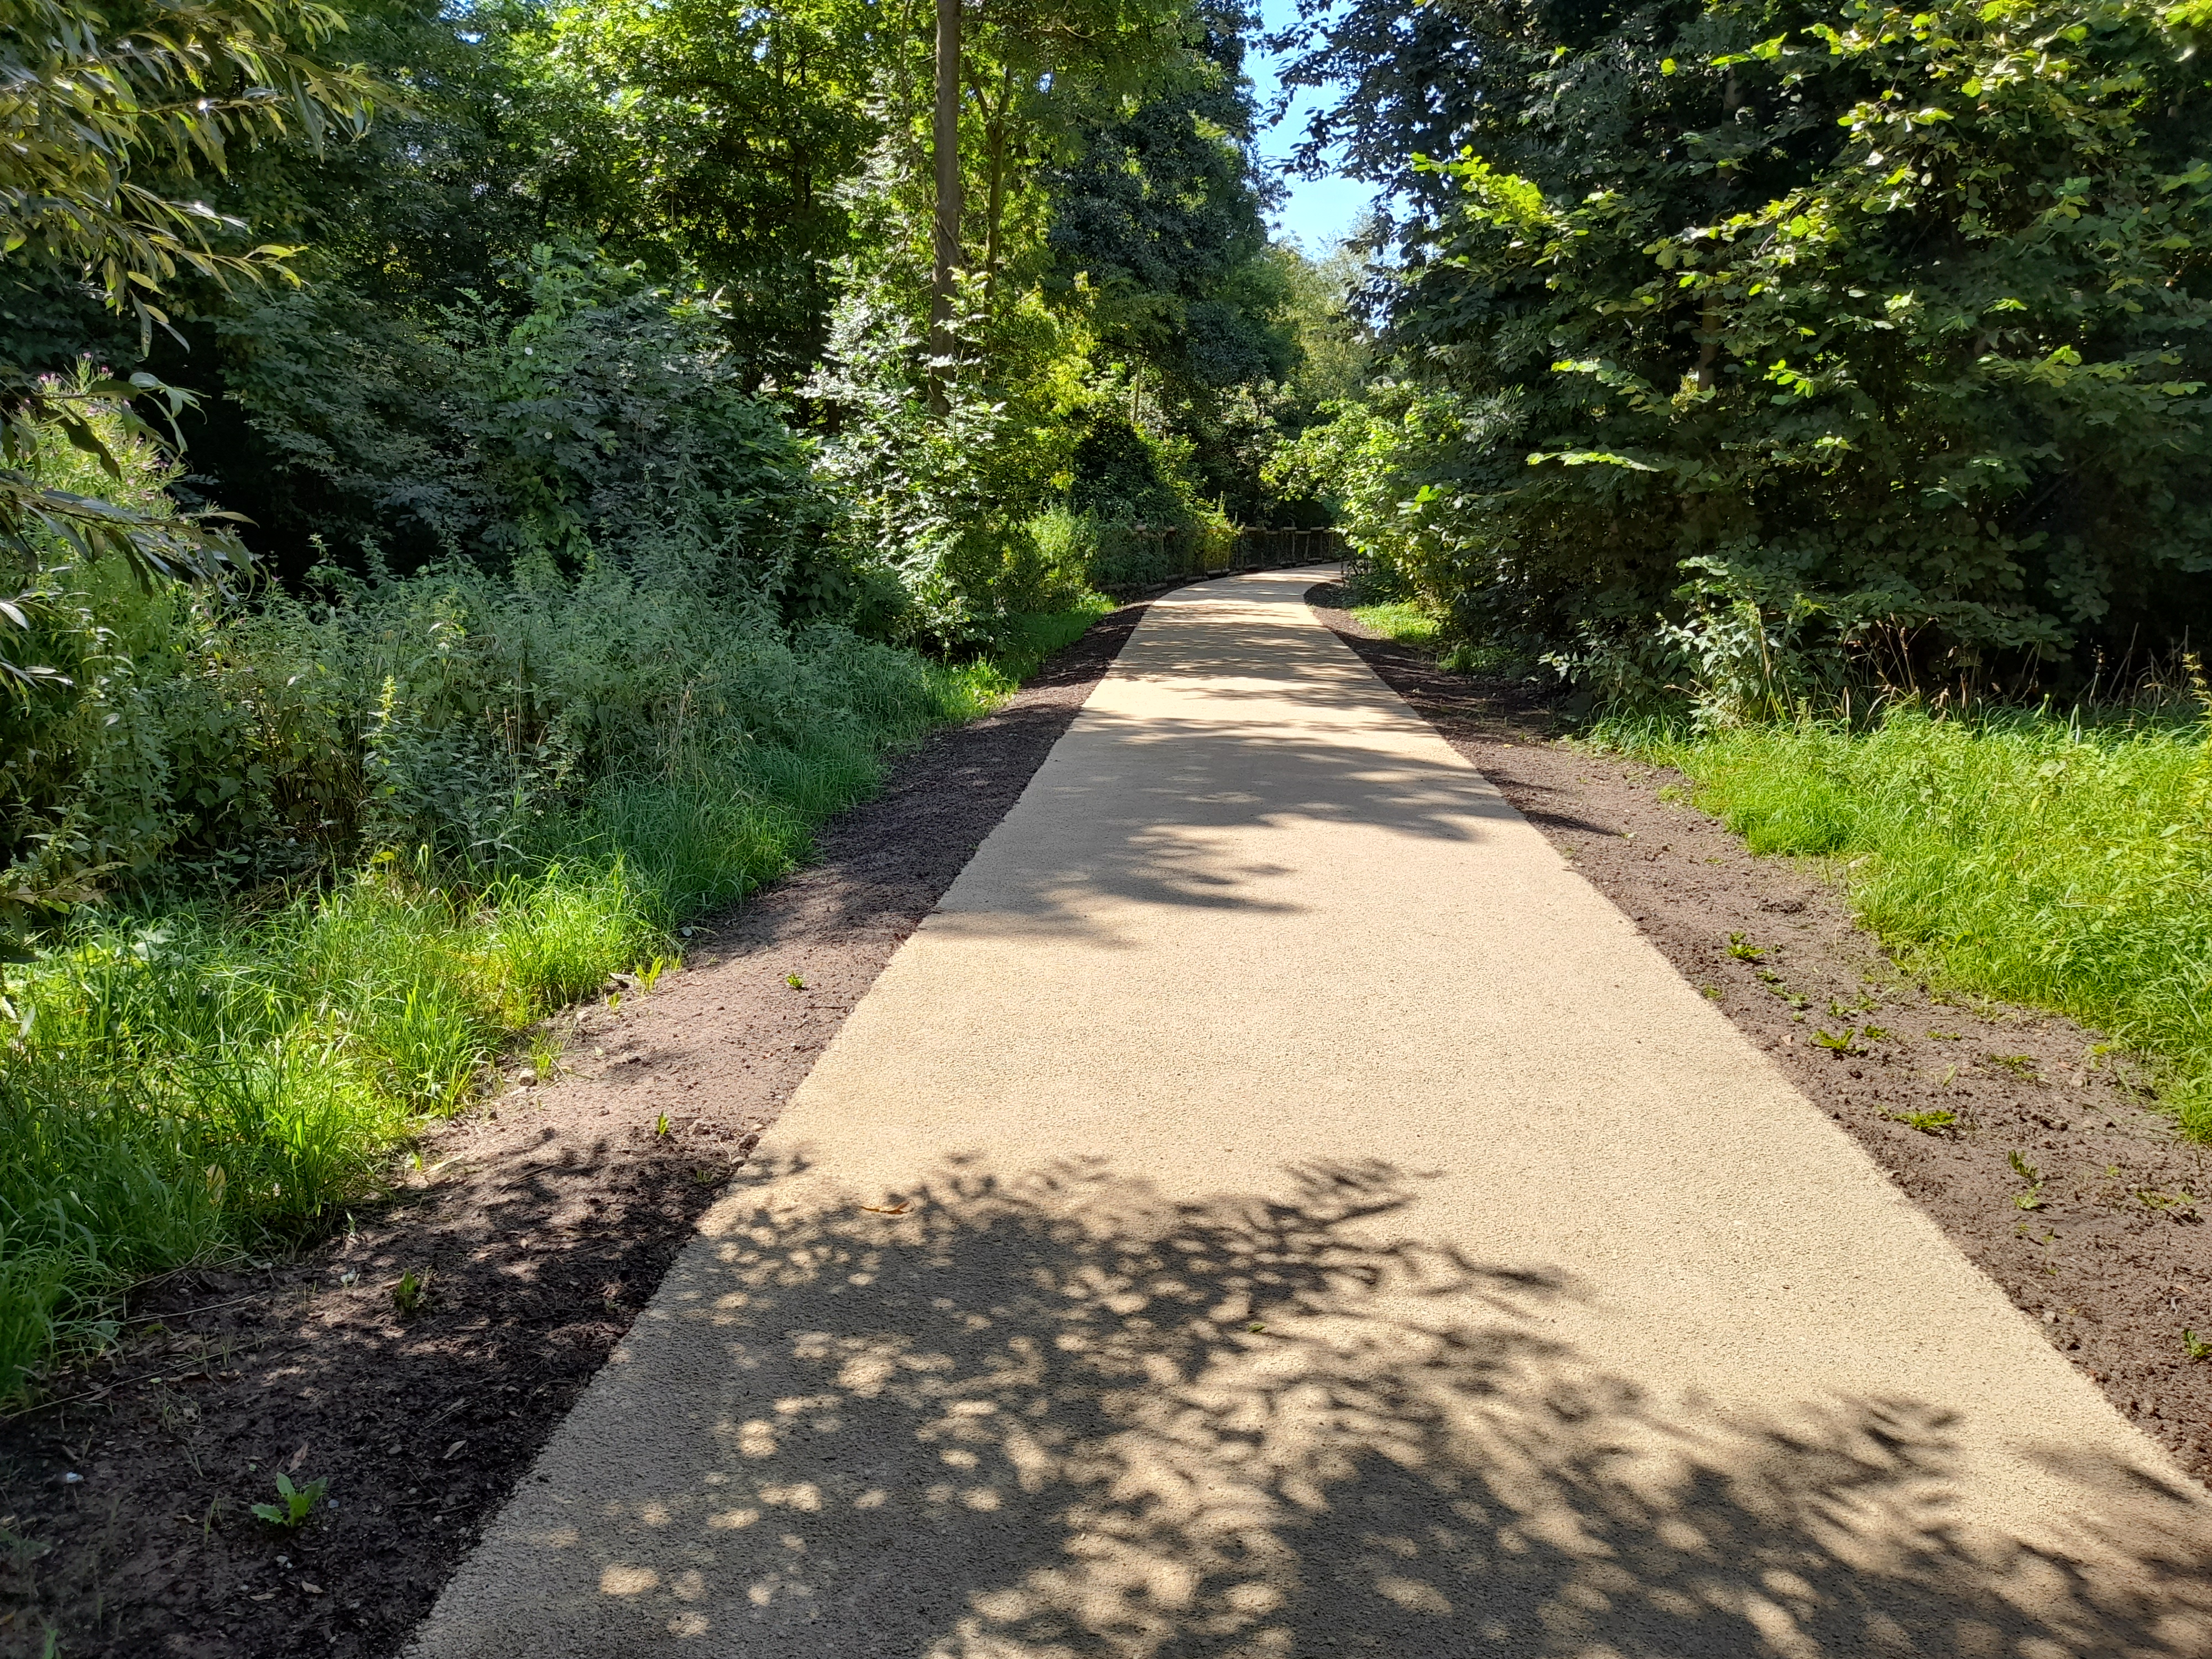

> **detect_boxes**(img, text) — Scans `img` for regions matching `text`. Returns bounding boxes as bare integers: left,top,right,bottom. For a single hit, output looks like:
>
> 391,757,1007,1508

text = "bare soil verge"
0,604,1147,1659
1308,581,2212,1489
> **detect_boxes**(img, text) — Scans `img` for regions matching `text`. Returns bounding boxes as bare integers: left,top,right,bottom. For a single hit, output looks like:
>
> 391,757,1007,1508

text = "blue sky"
1246,0,1371,252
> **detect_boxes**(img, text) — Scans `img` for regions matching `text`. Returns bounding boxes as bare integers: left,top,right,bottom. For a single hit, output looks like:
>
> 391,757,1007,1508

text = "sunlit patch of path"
410,571,2212,1658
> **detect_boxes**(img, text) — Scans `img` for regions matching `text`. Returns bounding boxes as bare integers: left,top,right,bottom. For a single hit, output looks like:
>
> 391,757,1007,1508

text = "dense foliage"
1280,0,2212,715
0,0,1364,1392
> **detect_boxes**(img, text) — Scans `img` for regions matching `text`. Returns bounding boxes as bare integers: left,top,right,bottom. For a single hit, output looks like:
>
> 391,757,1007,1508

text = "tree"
0,0,380,687
1286,0,2212,705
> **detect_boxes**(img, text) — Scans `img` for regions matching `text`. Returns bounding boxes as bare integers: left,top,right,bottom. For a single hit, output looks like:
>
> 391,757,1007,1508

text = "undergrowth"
1350,600,1440,652
1352,601,1530,677
1598,706,2212,1136
0,610,1090,1402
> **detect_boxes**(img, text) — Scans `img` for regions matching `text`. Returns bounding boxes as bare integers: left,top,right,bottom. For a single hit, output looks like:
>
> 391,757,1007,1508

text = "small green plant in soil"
1812,1026,1863,1055
251,1473,328,1530
2185,1329,2212,1362
1885,1108,1958,1135
2008,1151,2048,1211
2137,1188,2200,1220
392,1271,429,1316
1726,933,1765,961
528,1031,561,1084
785,972,807,990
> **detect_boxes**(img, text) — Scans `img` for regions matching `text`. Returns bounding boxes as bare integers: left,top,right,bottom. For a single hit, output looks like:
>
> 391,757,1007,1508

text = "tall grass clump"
0,630,1015,1398
1619,706,2212,1132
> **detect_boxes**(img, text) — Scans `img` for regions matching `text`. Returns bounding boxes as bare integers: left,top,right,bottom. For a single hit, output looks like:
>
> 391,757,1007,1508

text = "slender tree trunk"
928,0,962,414
1695,67,1743,393
982,62,1013,301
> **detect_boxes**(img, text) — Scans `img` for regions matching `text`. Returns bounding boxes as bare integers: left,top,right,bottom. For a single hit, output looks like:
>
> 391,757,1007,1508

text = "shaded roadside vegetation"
0,0,1363,1401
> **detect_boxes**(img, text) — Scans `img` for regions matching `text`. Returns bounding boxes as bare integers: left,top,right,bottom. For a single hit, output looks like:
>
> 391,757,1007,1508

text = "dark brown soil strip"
1307,582,2212,1490
0,604,1149,1659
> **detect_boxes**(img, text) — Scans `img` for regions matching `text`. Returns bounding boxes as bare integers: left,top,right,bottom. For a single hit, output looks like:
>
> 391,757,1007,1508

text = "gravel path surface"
409,571,2212,1658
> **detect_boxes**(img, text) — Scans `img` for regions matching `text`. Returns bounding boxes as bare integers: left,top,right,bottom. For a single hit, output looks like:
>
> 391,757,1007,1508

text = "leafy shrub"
222,242,849,608
1029,504,1238,594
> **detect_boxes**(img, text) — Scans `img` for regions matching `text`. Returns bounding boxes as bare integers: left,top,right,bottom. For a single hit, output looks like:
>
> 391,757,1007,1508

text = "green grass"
1602,705,2212,1134
1352,600,1442,653
0,611,1082,1400
1352,601,1531,676
959,597,1118,691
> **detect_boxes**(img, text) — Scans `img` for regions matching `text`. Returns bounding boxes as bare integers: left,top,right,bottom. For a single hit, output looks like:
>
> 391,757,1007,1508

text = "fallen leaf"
249,1592,276,1602
860,1202,910,1215
300,1582,324,1595
442,1440,466,1460
286,1443,309,1472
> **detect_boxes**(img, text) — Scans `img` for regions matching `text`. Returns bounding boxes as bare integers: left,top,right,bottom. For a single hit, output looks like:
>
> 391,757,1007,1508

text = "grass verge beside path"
1597,711,2212,1136
0,600,1111,1400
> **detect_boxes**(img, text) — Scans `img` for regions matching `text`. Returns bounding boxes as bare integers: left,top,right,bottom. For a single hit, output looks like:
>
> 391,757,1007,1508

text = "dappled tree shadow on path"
424,1156,2212,1657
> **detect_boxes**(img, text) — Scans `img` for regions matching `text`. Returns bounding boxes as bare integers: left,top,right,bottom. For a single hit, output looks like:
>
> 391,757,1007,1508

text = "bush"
1028,504,1235,594
0,604,1016,1398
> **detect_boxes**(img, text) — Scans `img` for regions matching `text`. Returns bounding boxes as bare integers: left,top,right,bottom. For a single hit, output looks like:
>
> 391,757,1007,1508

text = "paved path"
411,572,2212,1658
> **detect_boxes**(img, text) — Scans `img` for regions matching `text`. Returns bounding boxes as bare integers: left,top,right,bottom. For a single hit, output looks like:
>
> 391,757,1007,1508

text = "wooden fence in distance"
1229,526,1347,572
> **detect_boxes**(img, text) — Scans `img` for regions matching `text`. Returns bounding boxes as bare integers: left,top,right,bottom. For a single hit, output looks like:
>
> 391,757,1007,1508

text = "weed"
1700,984,1723,1000
1812,1026,1863,1055
785,972,807,990
392,1270,429,1316
1928,1030,1962,1041
2187,1329,2212,1362
1885,1108,1958,1134
250,1472,327,1530
654,1112,671,1139
636,957,669,993
1726,932,1765,961
2136,1188,2201,1221
1861,1025,1893,1042
2008,1151,2048,1211
0,604,1097,1395
1985,1053,2042,1082
1348,600,1441,654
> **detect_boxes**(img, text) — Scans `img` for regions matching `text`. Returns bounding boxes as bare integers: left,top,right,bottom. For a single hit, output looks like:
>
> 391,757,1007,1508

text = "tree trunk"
982,62,1013,301
1696,67,1744,393
928,0,962,414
